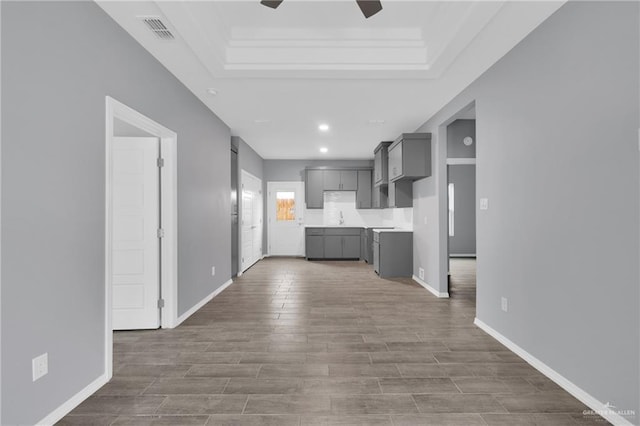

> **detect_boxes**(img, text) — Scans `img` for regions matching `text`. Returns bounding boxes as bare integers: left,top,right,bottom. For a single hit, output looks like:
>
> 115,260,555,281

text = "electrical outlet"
501,297,508,312
480,198,489,210
418,267,425,280
423,216,428,225
211,266,216,276
32,353,48,382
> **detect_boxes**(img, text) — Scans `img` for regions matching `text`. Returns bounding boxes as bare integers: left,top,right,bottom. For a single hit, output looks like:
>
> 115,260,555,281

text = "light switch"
480,198,489,210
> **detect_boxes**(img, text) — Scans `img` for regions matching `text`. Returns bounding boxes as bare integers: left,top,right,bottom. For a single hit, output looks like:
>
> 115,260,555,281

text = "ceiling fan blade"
261,0,284,9
356,0,382,18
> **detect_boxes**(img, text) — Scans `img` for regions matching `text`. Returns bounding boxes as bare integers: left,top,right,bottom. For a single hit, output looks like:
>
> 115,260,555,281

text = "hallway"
61,258,600,425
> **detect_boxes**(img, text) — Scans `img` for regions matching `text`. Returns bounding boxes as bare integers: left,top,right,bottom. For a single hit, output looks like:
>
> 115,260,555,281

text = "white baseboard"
175,279,234,327
412,275,450,298
36,373,108,426
474,318,635,426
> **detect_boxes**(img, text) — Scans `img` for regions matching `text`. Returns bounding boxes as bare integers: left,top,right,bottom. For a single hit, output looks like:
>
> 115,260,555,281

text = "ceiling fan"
260,0,383,19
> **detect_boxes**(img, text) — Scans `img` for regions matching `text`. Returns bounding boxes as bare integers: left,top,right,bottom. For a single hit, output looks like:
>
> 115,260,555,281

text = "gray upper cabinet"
374,142,391,187
323,170,341,190
356,170,372,209
388,180,413,208
305,169,325,209
388,133,432,182
324,170,357,190
305,168,373,209
373,184,388,209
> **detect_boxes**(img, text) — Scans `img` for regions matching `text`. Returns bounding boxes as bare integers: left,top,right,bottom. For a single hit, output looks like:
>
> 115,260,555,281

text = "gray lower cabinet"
373,231,413,278
306,227,363,260
305,169,324,209
324,235,343,258
306,235,324,259
356,170,372,209
342,235,361,258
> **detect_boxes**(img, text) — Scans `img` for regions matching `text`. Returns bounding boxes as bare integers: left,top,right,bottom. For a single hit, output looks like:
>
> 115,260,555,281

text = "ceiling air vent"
140,16,175,41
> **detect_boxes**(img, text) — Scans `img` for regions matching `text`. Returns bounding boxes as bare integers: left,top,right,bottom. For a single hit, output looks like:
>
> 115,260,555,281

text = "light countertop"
372,228,413,233
305,225,391,229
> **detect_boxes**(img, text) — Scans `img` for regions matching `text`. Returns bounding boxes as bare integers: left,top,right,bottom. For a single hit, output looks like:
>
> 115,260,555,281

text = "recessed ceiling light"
318,124,330,132
254,119,271,124
368,119,386,125
207,88,218,96
320,147,328,153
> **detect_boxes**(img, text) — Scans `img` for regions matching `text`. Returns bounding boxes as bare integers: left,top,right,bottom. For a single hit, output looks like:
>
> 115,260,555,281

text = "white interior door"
268,182,305,256
241,170,263,272
112,137,160,330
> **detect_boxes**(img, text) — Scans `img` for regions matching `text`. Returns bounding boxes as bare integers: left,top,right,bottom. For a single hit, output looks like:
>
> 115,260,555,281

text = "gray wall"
447,165,476,256
235,136,265,182
1,2,232,424
447,119,476,158
413,1,638,419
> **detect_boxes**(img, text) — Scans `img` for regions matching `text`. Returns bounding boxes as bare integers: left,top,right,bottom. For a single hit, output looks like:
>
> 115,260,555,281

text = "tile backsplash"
303,191,413,229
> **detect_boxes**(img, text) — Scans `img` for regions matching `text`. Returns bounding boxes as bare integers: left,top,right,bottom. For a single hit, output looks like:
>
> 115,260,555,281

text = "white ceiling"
97,0,564,159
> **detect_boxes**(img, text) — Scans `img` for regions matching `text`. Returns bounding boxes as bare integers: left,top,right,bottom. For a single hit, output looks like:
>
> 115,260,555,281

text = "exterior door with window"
268,182,305,256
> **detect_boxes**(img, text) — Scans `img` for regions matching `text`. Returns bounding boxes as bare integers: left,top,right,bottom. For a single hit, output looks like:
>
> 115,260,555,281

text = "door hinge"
157,299,165,308
157,228,165,238
157,158,165,168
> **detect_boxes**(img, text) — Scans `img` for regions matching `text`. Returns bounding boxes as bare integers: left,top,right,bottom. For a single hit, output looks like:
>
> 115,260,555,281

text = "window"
276,191,296,221
448,183,455,237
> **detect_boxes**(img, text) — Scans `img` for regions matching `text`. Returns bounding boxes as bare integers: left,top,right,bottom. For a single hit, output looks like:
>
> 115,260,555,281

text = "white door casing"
268,182,305,256
105,96,178,381
241,170,263,272
112,137,160,330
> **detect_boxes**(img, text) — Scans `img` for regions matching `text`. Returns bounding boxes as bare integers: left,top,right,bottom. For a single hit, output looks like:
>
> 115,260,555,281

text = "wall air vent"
140,16,175,41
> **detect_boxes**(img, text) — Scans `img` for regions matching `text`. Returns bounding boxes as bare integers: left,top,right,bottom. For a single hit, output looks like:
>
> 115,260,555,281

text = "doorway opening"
239,170,263,274
267,181,305,257
105,97,178,379
444,103,477,301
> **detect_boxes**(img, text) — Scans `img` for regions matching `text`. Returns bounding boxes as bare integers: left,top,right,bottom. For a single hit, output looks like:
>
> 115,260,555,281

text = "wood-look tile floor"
60,258,607,426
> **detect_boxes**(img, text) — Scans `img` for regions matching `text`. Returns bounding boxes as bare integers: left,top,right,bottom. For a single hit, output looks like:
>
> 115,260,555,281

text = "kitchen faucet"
339,211,345,225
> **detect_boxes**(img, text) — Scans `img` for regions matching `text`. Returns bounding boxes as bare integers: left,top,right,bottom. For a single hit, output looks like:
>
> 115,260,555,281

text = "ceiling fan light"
261,0,284,9
356,0,383,19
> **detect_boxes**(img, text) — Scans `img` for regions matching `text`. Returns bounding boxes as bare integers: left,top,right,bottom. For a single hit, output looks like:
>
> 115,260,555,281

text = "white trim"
446,158,476,165
175,279,234,327
36,373,109,426
0,2,3,421
450,253,477,258
105,96,179,380
474,318,635,426
412,275,450,298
